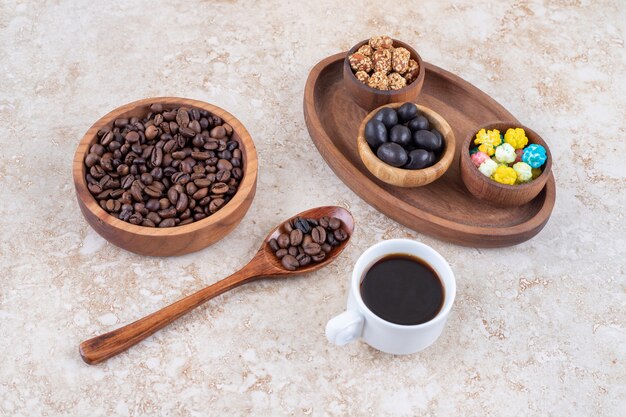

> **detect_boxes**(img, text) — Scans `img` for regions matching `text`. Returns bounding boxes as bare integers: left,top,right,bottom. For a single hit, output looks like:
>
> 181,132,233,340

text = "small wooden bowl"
460,122,552,206
357,103,455,187
73,97,258,257
343,39,426,111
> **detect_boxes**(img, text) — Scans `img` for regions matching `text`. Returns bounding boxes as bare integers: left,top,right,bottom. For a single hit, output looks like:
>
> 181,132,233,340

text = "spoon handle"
79,262,260,365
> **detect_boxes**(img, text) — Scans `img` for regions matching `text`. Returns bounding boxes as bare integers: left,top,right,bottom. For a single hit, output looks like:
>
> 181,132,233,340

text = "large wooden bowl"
357,103,456,187
343,39,426,111
460,122,552,206
73,97,258,256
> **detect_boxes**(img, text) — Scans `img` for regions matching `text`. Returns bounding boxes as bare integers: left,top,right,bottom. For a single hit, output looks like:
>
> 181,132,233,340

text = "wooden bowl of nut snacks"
343,35,426,111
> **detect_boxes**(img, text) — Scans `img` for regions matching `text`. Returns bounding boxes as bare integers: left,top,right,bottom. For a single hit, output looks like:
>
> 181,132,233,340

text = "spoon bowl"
79,205,354,364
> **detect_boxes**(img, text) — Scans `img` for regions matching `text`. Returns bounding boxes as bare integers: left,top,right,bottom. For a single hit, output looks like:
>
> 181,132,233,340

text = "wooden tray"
303,53,556,248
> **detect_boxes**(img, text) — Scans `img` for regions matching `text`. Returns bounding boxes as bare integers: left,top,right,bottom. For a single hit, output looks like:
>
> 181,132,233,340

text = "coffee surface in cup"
360,254,444,325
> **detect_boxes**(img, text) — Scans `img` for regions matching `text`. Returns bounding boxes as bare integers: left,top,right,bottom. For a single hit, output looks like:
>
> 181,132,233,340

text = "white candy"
495,143,516,164
513,162,533,183
478,159,498,177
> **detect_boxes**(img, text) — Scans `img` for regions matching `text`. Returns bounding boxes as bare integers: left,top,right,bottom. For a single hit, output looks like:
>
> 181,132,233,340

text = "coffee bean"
85,153,100,167
211,182,228,194
159,218,176,228
269,239,279,251
321,243,332,253
146,199,159,212
290,229,303,246
145,125,159,140
281,255,299,271
294,217,311,234
146,212,161,224
158,207,176,219
176,193,189,213
180,127,196,138
88,183,103,194
126,131,140,143
194,178,212,188
217,159,232,171
303,242,321,256
296,253,311,267
277,233,290,249
329,217,341,230
119,209,132,222
288,246,298,257
192,187,208,200
129,213,143,225
334,229,348,242
176,108,190,127
311,252,326,262
210,126,226,139
130,184,143,201
141,173,153,185
215,169,231,182
208,198,224,213
167,188,179,205
283,221,293,233
275,248,288,259
144,184,162,198
311,226,326,244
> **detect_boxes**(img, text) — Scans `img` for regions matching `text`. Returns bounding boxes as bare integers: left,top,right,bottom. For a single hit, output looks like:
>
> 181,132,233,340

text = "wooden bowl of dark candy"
73,97,258,256
357,103,455,187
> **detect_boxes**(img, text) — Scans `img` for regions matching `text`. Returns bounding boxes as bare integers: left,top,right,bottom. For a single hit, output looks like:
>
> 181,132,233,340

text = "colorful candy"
513,162,532,183
495,143,516,164
474,128,502,156
469,127,548,187
470,151,489,167
522,144,547,169
478,159,498,177
504,128,528,150
492,165,517,185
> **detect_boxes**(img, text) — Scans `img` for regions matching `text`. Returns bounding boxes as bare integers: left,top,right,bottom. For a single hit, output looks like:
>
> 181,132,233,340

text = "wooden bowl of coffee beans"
73,97,258,256
357,102,455,187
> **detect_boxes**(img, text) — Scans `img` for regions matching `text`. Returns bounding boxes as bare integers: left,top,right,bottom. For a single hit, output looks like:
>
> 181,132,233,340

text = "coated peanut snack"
348,35,420,91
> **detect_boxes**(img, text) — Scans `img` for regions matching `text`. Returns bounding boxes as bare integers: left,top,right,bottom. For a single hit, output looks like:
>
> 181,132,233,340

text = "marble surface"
1,0,624,416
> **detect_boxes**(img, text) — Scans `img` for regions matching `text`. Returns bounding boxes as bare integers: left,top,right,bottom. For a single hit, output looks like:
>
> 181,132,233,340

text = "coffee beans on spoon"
364,103,444,170
84,104,243,228
269,216,347,271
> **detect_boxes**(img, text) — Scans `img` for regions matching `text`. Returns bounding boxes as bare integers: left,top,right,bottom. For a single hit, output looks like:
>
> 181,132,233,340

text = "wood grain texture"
72,97,258,257
303,53,556,248
357,103,456,187
460,122,553,206
79,206,354,365
343,39,426,111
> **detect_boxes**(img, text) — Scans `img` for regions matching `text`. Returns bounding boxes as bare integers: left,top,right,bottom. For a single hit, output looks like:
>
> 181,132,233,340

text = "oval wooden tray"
303,53,556,248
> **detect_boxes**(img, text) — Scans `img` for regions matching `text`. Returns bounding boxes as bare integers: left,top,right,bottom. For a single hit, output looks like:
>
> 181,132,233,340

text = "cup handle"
325,310,364,346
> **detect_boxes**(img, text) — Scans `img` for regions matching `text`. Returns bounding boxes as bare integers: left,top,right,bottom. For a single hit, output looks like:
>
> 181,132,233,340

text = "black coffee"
360,254,444,325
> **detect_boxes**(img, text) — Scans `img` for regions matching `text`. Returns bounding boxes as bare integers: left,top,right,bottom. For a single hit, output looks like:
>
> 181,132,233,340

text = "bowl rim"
73,97,258,237
460,122,552,191
344,38,426,95
357,103,456,183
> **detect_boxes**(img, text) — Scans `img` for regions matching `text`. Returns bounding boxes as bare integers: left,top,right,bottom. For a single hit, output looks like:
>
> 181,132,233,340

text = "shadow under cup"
348,239,456,354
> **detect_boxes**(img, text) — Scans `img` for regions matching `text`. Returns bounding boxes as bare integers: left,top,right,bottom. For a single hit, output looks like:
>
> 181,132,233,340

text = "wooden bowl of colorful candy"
460,122,552,206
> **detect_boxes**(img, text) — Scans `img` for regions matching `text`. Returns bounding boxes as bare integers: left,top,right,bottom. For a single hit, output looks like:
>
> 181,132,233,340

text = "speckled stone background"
1,1,624,416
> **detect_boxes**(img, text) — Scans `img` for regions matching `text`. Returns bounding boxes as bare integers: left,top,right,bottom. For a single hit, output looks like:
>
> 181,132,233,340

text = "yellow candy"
492,165,517,185
474,129,502,156
504,128,528,150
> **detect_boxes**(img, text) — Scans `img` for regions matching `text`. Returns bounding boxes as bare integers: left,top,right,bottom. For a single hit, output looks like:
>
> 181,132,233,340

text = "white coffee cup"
325,239,456,355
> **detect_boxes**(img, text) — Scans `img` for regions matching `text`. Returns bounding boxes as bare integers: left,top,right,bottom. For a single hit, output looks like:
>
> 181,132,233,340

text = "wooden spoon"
79,206,354,365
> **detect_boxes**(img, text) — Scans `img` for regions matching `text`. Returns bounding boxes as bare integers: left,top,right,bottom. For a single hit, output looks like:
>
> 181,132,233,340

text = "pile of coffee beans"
84,104,243,227
364,103,445,170
269,216,347,271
